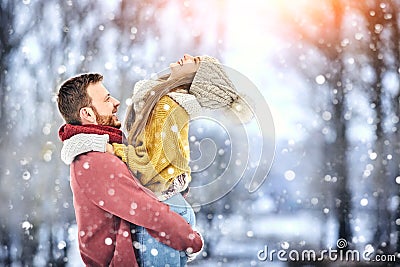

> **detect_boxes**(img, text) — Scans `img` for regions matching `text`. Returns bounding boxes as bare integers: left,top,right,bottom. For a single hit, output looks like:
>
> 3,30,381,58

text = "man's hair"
57,73,103,124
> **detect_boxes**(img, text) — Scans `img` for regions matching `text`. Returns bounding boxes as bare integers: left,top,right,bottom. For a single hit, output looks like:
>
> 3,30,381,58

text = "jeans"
135,193,196,267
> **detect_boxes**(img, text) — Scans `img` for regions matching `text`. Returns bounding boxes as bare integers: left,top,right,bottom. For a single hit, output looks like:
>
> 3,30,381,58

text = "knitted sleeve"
167,91,202,117
189,56,253,123
112,143,128,163
61,133,109,165
150,96,191,172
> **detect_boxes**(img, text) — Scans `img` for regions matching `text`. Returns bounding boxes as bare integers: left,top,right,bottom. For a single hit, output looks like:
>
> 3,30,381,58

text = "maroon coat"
70,151,202,266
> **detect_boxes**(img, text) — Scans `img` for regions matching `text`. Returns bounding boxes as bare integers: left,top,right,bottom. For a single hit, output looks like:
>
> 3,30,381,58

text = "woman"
115,54,203,266
60,54,252,266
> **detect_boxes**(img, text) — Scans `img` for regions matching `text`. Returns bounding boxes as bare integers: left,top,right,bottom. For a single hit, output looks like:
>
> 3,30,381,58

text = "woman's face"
169,54,200,80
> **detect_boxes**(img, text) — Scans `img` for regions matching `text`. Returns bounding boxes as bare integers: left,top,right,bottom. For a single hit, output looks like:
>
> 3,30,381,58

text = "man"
56,73,203,266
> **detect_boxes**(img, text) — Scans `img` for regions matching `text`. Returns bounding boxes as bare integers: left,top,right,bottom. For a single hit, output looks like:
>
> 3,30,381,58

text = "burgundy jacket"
70,151,202,266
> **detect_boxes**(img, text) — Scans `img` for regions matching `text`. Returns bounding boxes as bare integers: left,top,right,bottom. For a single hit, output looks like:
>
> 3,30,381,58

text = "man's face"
87,82,121,128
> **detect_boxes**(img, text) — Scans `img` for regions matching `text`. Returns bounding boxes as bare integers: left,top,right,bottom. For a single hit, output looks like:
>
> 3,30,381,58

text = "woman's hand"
106,143,114,154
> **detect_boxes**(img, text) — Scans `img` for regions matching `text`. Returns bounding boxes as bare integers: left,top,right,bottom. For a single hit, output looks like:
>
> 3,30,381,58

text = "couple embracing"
56,54,251,266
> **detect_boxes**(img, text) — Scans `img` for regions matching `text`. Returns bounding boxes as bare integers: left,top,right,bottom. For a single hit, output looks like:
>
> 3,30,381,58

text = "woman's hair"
125,74,193,145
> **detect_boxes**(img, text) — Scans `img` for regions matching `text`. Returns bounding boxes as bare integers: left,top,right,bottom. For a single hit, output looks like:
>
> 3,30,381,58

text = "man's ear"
79,107,97,124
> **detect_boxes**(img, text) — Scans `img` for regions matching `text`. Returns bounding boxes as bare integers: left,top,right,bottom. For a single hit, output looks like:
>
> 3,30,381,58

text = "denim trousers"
135,193,196,267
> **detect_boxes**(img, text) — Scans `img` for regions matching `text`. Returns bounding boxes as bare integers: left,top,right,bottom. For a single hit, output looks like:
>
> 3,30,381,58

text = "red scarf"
58,124,123,144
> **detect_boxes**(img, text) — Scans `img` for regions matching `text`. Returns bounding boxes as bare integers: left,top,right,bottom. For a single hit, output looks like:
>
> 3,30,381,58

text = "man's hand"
185,231,204,262
106,143,114,154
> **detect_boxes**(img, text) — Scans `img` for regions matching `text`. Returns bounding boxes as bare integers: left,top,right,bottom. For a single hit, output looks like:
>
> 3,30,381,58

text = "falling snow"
1,0,399,266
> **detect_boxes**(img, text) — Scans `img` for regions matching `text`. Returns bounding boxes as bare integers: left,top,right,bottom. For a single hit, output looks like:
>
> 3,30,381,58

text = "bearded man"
56,73,203,266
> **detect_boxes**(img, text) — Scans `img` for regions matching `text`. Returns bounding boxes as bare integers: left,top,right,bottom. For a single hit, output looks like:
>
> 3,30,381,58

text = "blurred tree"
352,0,400,254
324,0,353,248
0,1,13,127
377,1,400,255
391,6,400,254
362,0,391,253
0,0,19,264
280,0,353,245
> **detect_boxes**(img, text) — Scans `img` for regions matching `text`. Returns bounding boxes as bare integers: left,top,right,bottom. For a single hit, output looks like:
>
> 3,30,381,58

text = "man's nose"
111,97,120,108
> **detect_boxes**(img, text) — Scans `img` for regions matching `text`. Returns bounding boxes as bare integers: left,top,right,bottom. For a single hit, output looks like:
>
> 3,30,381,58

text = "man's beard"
92,106,122,129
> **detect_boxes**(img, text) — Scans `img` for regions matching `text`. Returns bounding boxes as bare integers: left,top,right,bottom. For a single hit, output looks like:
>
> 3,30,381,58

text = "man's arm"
71,152,203,253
